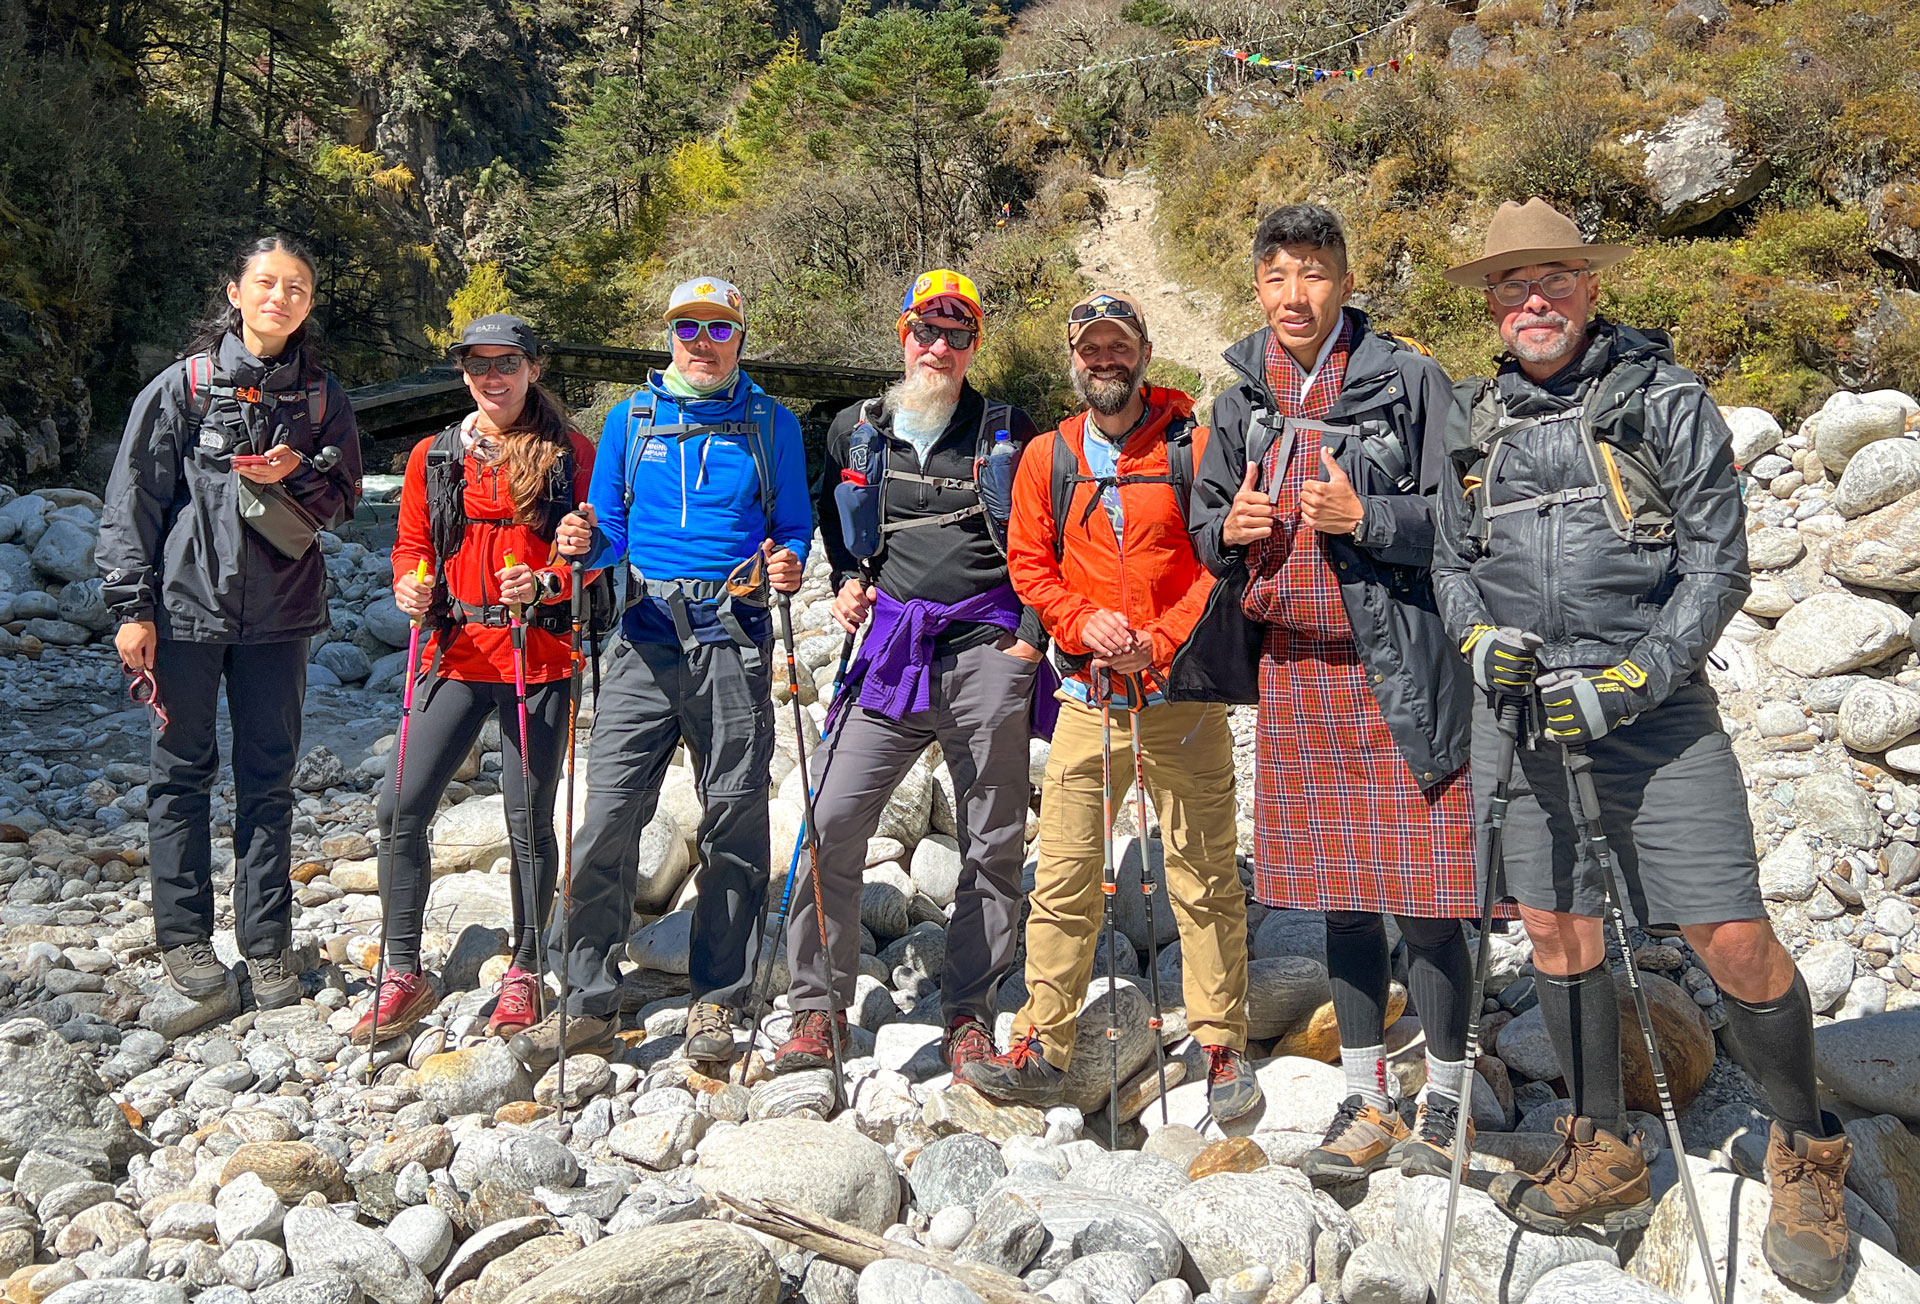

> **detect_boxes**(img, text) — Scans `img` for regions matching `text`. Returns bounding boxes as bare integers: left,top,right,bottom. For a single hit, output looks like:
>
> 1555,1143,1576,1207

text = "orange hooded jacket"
1007,386,1215,687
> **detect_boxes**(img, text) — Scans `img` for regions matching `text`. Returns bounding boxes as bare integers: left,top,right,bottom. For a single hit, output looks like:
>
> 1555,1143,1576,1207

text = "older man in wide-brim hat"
1430,198,1851,1291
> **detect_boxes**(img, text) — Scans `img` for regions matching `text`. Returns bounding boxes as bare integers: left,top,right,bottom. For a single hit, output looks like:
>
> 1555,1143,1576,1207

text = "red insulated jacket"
1007,387,1216,686
392,426,596,684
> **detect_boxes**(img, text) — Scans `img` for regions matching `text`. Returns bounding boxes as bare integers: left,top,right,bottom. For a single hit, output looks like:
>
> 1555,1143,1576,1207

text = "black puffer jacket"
1430,320,1749,708
1190,309,1472,790
99,330,362,644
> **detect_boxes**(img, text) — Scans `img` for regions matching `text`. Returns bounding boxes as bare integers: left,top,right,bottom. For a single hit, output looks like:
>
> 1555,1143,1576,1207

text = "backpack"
184,352,329,440
1039,413,1263,705
1449,349,1675,550
840,397,1018,561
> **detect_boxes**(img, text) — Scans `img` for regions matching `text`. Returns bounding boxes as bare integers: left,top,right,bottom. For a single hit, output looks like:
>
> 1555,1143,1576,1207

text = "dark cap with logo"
451,314,540,356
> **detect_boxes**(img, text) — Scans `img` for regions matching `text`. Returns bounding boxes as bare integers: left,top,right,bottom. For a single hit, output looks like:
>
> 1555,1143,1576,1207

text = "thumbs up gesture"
1301,448,1364,537
1222,459,1276,547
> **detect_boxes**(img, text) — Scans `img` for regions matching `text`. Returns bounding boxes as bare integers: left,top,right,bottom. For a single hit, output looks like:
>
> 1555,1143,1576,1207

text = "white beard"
885,362,963,464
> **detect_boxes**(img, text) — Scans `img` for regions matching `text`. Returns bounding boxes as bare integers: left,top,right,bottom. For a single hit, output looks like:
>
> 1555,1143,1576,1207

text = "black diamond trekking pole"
1100,673,1121,1147
1436,688,1527,1304
777,587,847,1097
1124,673,1170,1125
1540,672,1724,1304
502,553,546,1090
554,549,586,1123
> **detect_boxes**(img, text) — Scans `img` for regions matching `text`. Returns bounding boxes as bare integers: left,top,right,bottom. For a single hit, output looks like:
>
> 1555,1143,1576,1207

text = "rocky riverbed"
0,401,1917,1304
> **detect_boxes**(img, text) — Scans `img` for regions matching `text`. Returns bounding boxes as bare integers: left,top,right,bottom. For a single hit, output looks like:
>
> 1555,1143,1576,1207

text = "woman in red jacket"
350,314,595,1044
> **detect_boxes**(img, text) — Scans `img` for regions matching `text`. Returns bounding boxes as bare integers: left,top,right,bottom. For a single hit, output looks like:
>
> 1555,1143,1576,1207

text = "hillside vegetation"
1,0,1916,484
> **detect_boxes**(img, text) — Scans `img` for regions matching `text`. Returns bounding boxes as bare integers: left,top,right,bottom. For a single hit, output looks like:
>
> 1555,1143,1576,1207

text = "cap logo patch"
696,282,716,296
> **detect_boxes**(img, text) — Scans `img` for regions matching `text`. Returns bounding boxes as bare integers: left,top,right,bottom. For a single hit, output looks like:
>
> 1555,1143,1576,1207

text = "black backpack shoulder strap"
184,354,215,426
623,389,658,513
1048,428,1077,564
1164,415,1197,533
977,400,1013,462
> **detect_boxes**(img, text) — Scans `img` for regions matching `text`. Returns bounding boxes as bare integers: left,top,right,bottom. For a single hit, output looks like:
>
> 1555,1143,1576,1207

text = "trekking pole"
553,547,587,1124
1100,675,1121,1147
778,588,847,1098
1124,673,1169,1125
365,559,430,1082
502,553,545,1087
1561,737,1725,1304
1437,689,1528,1304
750,625,856,1034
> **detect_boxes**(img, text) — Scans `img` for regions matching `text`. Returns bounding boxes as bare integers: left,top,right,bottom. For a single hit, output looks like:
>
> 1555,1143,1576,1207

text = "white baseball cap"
665,276,746,326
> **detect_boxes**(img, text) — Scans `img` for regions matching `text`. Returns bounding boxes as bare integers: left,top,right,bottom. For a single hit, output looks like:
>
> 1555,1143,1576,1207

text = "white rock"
1395,1174,1615,1304
1724,408,1784,467
1797,939,1857,1013
1837,438,1920,518
1815,401,1906,474
1142,1055,1344,1139
1769,592,1910,678
1757,833,1819,902
911,836,963,909
1838,681,1920,751
1160,1169,1316,1285
627,910,693,974
426,797,511,876
1523,1262,1678,1304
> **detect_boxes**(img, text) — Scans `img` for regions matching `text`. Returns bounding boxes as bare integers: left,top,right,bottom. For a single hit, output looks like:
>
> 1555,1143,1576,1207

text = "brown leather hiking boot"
1492,1116,1653,1234
1299,1095,1412,1182
772,1009,849,1074
1764,1118,1851,1292
1394,1094,1477,1179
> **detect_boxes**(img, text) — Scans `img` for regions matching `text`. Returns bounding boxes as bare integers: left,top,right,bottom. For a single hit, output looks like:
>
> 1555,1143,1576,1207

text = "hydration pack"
834,397,1018,563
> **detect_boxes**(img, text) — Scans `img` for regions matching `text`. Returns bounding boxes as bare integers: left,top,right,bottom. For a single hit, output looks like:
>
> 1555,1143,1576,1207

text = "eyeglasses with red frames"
126,666,169,732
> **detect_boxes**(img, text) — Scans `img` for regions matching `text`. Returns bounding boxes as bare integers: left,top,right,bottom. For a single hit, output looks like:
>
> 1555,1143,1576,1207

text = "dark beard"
1073,362,1144,416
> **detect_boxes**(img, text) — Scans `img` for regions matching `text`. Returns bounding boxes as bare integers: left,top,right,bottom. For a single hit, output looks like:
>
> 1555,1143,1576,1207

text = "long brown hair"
491,381,576,528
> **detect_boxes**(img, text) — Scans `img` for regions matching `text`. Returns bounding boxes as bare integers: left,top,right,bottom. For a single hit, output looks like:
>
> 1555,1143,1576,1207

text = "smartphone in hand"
232,454,269,467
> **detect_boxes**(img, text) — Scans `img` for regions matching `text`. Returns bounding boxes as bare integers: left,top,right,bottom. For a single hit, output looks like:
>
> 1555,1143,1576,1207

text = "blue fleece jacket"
585,371,813,646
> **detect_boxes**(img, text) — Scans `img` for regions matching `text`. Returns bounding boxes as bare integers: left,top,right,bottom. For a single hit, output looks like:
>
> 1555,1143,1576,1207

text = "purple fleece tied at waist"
828,584,1057,738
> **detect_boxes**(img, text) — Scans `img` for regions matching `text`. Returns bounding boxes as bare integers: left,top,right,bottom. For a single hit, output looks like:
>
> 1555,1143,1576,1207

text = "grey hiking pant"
548,636,773,1018
788,642,1038,1022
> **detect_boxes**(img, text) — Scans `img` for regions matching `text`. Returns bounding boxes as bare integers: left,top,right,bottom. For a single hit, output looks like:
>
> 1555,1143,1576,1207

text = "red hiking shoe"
944,1016,997,1076
959,1031,1066,1106
772,1008,850,1074
487,966,542,1037
348,971,438,1045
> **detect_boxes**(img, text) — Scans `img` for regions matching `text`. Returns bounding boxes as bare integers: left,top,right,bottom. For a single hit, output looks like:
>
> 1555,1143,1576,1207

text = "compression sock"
1724,971,1824,1138
1537,961,1626,1138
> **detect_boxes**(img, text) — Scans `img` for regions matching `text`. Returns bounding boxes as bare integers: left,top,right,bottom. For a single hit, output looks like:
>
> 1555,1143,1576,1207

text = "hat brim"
664,302,745,326
449,341,534,356
1442,243,1633,287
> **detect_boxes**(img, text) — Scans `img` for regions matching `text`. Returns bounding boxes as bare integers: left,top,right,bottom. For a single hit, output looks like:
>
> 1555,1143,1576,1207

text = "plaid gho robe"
1241,322,1479,916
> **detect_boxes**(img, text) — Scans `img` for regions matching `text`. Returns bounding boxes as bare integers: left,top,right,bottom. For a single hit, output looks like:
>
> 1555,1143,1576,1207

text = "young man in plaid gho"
1190,204,1483,1182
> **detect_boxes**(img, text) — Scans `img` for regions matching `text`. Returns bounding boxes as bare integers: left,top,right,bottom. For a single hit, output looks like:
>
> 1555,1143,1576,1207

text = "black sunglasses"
459,353,528,377
906,319,978,351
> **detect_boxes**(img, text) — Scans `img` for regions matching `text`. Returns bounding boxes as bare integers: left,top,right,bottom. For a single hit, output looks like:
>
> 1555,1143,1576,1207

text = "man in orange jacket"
962,292,1260,1123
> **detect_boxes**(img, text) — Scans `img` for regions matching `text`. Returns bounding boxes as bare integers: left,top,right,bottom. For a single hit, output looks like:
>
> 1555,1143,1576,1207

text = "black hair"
181,234,321,360
1252,204,1349,271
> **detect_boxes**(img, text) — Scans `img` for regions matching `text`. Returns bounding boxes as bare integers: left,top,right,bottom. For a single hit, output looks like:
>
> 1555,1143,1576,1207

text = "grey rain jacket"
1430,319,1749,709
1189,309,1473,790
98,329,362,644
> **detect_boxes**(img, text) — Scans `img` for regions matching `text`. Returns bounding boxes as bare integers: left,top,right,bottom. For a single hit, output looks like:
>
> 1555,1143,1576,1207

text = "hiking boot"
245,949,303,1010
161,940,227,999
772,1009,849,1074
1491,1116,1653,1234
349,971,438,1044
685,1002,737,1063
486,966,542,1038
1299,1095,1412,1182
960,1032,1067,1106
1204,1045,1263,1123
1394,1094,1476,1179
1763,1116,1851,1292
944,1016,996,1076
507,1010,617,1074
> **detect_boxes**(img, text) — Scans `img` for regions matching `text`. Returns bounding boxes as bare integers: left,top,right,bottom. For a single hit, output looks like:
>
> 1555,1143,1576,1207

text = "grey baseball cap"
451,313,539,356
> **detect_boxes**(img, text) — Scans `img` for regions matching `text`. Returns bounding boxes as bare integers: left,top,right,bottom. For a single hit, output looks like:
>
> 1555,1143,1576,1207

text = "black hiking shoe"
1204,1045,1263,1123
161,941,228,999
245,949,302,1010
960,1032,1067,1106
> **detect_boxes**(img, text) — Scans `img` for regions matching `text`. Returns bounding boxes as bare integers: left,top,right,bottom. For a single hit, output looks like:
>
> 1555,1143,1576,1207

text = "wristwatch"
536,569,563,601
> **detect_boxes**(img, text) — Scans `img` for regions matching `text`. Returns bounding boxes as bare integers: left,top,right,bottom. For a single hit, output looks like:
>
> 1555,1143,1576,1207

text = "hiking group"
96,199,1850,1296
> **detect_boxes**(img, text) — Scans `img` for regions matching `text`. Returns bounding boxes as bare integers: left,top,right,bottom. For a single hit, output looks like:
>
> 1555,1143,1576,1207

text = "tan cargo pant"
1014,695,1248,1066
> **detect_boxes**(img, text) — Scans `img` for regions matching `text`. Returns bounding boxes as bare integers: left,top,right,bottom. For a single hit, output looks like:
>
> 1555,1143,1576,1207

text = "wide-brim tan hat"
1443,198,1633,287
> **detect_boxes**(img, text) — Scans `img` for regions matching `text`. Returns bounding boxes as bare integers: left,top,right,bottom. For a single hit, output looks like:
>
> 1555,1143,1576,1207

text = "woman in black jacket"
98,235,362,1009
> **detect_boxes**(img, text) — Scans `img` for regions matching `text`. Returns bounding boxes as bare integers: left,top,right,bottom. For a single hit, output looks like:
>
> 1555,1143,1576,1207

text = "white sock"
1340,1044,1392,1110
1424,1053,1470,1107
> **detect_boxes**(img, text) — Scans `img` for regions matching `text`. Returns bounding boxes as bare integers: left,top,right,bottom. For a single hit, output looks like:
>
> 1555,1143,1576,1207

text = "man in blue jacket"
514,276,811,1071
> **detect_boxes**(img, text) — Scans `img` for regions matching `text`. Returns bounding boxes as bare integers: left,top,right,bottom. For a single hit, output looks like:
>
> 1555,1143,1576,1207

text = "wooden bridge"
348,343,902,442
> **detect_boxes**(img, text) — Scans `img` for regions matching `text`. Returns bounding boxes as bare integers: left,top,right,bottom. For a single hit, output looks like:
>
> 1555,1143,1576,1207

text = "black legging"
1325,910,1470,1063
375,675,571,973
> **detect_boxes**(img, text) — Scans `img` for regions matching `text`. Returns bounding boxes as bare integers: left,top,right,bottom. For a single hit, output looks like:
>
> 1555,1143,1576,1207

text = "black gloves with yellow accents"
1463,625,1542,698
1537,662,1650,746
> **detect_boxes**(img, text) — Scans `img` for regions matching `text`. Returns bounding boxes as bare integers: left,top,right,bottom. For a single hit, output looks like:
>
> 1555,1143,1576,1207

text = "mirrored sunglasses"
672,319,738,344
459,353,527,377
1069,297,1139,325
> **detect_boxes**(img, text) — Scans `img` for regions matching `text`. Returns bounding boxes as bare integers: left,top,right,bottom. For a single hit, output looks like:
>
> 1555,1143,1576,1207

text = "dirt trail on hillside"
1075,173,1237,403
